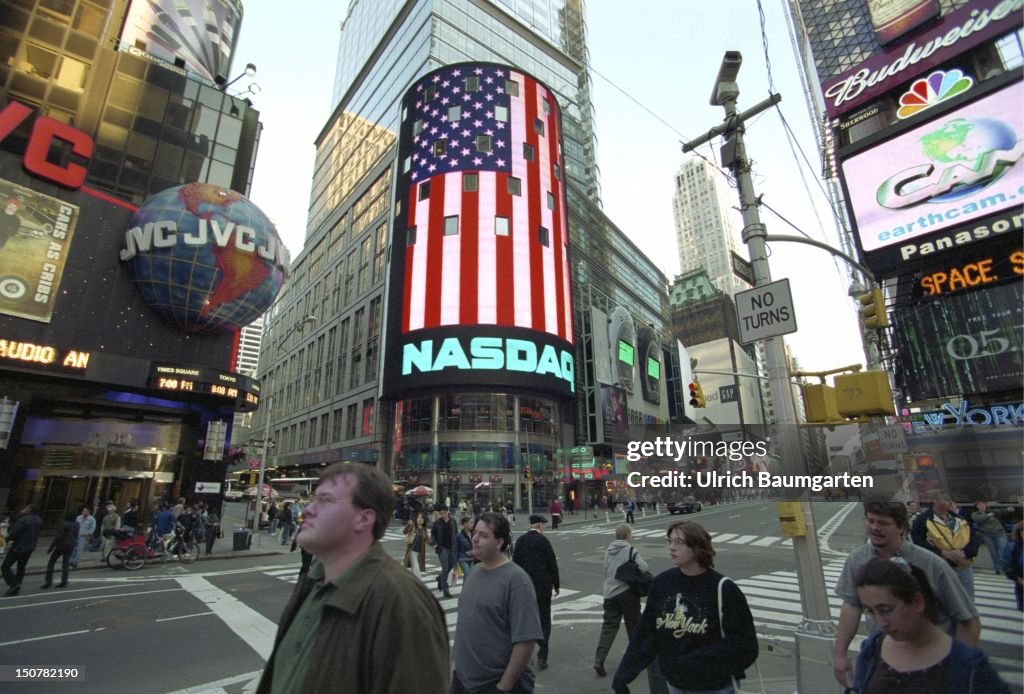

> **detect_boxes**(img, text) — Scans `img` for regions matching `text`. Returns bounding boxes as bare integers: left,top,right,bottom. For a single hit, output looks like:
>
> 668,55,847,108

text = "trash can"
233,528,251,551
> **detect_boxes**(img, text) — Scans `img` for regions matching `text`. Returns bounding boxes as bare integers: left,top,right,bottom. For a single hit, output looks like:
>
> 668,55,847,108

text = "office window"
465,76,479,92
495,216,510,236
507,177,521,196
425,85,435,101
538,225,549,247
494,105,508,121
407,226,417,246
413,119,423,135
476,135,491,152
534,118,544,135
448,105,461,121
419,181,430,200
506,80,519,96
444,215,459,236
553,164,561,180
542,99,550,114
547,192,555,210
463,173,479,192
523,143,535,161
433,139,447,156
402,156,411,173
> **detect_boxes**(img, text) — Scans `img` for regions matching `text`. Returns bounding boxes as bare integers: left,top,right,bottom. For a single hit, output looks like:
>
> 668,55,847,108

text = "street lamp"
216,62,256,92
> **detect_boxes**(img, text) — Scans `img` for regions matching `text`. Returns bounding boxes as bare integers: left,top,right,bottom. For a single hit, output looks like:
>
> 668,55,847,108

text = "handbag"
613,548,653,597
716,576,766,694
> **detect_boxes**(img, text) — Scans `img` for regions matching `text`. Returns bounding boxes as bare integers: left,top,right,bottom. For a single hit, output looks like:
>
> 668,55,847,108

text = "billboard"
894,281,1023,400
120,0,244,83
822,0,1022,118
841,79,1024,273
0,179,79,323
382,63,574,400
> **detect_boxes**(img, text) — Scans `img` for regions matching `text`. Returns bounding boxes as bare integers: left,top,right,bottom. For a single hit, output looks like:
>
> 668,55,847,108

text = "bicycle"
122,528,199,571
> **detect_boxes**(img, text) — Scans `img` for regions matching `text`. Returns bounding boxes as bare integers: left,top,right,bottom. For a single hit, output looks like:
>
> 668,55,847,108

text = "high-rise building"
0,1,276,522
672,157,745,299
256,0,674,509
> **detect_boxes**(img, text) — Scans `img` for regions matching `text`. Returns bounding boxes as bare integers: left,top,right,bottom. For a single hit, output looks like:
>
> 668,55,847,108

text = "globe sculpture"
917,116,1017,202
122,183,287,333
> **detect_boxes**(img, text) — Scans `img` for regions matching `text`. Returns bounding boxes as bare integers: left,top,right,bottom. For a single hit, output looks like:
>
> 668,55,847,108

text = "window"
523,143,535,161
495,217,510,236
407,226,417,246
464,76,479,92
507,177,521,196
542,99,550,114
413,119,423,135
538,225,549,247
448,105,461,121
444,215,459,236
433,139,447,156
476,135,491,152
463,173,478,192
534,118,544,135
547,192,555,210
506,80,519,96
402,156,411,173
419,181,430,200
346,403,358,439
553,164,561,180
425,85,435,101
495,105,508,121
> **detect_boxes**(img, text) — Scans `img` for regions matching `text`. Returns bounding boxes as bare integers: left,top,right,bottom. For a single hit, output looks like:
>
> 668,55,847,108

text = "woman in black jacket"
612,520,758,694
42,512,79,588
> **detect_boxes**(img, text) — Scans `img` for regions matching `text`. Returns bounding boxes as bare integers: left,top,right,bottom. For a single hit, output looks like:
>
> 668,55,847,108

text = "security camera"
710,51,743,106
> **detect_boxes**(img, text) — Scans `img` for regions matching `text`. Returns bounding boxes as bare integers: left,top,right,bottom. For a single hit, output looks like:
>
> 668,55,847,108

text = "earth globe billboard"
120,183,289,333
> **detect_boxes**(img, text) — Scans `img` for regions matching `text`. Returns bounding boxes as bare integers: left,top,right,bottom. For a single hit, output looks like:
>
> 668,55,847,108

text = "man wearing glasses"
257,463,449,693
831,495,981,689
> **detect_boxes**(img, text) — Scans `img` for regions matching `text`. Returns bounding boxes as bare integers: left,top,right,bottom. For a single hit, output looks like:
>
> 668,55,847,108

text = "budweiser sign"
821,0,1022,118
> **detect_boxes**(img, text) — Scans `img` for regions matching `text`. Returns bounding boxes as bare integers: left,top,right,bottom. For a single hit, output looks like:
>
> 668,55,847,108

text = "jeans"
280,523,293,545
458,558,473,579
70,536,88,566
268,518,278,535
436,547,454,593
979,530,1008,573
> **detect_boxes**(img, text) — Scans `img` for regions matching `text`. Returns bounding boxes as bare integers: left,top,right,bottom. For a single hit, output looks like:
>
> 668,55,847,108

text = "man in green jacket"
257,463,449,693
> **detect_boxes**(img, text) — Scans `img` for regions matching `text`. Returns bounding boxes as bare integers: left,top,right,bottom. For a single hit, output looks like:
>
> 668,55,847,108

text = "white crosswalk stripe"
557,523,795,550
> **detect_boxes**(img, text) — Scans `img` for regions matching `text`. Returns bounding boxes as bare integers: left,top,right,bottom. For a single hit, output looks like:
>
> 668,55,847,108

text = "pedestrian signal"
688,381,706,408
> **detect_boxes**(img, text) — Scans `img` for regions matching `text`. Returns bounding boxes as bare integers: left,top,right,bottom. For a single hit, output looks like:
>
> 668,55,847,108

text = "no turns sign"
735,279,797,344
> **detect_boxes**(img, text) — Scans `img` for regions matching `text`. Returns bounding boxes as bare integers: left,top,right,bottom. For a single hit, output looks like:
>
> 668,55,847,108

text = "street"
0,501,1020,693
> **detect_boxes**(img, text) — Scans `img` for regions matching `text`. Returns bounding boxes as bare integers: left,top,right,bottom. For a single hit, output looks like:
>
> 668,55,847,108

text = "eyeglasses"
309,492,358,507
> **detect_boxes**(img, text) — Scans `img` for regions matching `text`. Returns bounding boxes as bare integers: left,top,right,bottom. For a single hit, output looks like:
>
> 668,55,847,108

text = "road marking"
156,612,215,623
751,536,782,547
725,535,758,545
0,587,179,610
167,670,263,694
711,533,738,542
0,629,91,648
174,575,278,660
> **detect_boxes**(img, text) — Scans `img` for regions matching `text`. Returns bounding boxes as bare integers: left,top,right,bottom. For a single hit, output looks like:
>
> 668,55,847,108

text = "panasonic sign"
402,336,574,392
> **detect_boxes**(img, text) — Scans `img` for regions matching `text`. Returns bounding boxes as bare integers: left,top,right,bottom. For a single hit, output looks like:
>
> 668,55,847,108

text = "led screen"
647,357,660,379
618,341,634,366
894,281,1023,400
841,80,1024,273
381,63,575,400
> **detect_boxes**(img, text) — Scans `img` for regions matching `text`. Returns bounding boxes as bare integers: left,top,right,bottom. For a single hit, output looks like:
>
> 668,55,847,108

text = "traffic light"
858,288,890,329
834,370,896,417
801,383,841,424
688,381,706,408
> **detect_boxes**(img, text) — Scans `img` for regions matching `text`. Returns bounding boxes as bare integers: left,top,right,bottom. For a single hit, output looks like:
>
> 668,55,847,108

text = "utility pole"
683,51,836,691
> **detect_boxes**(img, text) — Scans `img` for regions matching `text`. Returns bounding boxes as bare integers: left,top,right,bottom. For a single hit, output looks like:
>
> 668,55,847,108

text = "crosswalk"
556,522,796,550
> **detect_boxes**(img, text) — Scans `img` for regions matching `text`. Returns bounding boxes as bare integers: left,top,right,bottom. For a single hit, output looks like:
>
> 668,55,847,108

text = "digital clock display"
150,364,261,411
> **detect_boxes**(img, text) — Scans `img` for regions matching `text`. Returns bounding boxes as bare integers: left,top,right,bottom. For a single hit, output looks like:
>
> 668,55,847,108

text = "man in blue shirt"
154,504,177,548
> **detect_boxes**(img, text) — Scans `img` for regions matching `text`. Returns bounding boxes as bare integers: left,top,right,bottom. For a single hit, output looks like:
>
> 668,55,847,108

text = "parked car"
668,496,702,514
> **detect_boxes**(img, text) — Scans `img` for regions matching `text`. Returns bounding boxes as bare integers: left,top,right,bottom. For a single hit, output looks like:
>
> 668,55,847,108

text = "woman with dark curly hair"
402,511,428,579
849,556,1008,693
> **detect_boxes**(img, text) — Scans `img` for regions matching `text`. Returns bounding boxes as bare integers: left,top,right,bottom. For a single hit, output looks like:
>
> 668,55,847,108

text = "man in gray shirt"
453,512,543,694
832,497,981,689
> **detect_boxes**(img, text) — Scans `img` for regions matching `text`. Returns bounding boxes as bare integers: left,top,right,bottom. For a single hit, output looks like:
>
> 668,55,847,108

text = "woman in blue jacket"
850,556,1008,693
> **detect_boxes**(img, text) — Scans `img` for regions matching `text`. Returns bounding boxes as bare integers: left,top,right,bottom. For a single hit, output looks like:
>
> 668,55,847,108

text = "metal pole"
685,56,836,691
254,394,273,549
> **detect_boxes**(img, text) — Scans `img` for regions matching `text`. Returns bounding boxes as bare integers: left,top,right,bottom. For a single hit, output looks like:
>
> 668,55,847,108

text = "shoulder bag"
717,576,766,694
613,548,653,597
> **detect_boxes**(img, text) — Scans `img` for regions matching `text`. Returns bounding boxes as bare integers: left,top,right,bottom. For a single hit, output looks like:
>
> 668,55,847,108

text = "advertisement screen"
382,63,575,401
618,340,634,366
841,80,1024,273
647,357,660,379
0,178,79,323
894,281,1023,400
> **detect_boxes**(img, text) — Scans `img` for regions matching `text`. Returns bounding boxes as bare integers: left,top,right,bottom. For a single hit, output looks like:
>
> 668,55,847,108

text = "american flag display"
395,63,574,344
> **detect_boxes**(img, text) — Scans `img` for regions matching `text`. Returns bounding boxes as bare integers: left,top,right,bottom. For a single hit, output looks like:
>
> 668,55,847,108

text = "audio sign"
0,339,89,371
149,363,260,411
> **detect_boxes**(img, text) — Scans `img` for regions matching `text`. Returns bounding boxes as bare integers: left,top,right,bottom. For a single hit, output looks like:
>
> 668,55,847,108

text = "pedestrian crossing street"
261,559,1022,657
556,522,797,550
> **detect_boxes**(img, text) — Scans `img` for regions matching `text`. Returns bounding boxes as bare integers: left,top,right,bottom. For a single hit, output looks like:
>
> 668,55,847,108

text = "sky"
233,0,867,374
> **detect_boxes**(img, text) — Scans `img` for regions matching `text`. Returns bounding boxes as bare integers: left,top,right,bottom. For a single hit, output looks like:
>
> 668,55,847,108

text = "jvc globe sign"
735,279,798,344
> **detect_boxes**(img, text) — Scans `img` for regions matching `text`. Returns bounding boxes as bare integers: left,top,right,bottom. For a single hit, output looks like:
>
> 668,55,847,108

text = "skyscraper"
672,157,745,300
256,0,674,508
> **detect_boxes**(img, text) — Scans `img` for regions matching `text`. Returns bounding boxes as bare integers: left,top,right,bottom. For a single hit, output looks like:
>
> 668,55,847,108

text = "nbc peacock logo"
896,69,973,120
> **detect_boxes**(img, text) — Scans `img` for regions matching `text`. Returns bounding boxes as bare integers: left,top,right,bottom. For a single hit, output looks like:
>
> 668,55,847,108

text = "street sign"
735,278,797,344
247,459,261,471
195,482,221,494
877,425,908,454
249,439,276,449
